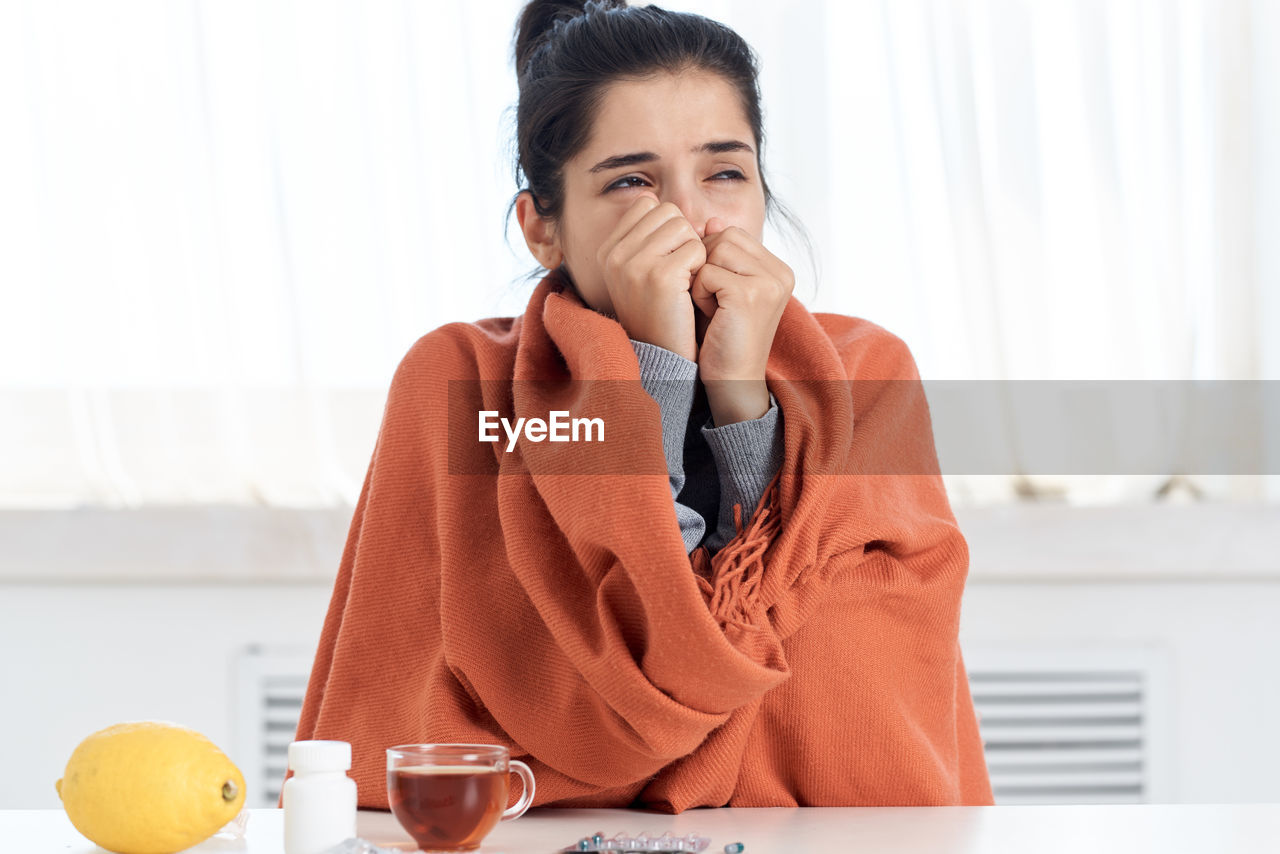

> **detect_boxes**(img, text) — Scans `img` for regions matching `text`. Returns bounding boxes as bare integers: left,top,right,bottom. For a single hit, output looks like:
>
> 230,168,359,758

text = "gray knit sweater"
630,339,784,555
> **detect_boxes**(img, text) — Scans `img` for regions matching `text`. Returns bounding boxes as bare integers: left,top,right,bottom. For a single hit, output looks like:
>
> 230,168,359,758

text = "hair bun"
513,0,627,80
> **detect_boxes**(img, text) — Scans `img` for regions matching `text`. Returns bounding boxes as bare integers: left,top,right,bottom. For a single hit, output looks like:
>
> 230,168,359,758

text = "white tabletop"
5,804,1279,854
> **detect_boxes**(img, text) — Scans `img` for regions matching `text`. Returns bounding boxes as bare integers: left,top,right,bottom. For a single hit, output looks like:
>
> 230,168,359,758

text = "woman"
292,0,994,811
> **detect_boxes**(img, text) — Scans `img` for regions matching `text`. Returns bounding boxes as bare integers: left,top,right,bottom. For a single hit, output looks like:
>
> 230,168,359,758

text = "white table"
5,804,1279,854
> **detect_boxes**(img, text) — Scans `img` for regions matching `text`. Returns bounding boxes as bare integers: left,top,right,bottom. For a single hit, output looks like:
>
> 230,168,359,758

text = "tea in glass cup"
386,744,535,852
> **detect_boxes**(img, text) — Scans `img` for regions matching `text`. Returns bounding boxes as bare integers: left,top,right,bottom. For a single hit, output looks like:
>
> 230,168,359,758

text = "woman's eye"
606,175,650,191
712,170,747,181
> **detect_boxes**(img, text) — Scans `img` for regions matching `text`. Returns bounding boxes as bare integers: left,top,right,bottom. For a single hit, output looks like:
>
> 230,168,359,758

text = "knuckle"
644,258,670,284
601,249,622,280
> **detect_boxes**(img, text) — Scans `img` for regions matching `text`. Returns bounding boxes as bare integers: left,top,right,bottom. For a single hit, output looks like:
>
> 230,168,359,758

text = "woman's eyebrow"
588,139,754,173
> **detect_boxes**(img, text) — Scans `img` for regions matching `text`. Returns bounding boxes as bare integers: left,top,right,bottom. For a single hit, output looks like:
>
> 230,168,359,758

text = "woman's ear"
515,192,564,270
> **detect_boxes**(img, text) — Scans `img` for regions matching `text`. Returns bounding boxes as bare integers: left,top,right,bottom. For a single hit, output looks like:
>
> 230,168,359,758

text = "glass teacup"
386,744,535,852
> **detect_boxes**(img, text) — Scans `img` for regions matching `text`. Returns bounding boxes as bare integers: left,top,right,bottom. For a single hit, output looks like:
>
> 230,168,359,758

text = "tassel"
694,472,783,630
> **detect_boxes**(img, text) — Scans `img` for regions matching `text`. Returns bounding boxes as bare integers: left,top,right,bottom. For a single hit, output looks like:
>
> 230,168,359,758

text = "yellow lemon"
56,721,246,854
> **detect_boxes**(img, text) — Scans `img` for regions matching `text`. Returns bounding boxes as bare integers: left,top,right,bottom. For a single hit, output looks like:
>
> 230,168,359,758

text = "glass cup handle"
501,760,536,821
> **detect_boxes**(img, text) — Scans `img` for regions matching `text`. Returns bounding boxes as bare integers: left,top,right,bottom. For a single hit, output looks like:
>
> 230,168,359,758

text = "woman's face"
520,70,767,316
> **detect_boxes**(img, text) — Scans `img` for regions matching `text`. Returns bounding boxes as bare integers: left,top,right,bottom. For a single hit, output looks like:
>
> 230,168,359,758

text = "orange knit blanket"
291,272,993,811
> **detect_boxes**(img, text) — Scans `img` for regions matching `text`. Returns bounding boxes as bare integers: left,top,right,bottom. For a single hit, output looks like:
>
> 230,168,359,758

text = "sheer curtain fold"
0,0,1262,508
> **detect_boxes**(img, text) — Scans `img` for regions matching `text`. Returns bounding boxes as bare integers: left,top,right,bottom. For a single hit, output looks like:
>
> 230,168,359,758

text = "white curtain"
0,0,1266,508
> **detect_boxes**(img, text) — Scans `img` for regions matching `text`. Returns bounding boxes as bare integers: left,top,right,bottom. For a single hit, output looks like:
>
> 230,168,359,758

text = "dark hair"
503,0,817,292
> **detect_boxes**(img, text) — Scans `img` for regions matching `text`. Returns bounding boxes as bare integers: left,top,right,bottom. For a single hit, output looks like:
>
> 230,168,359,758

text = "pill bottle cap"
287,740,352,774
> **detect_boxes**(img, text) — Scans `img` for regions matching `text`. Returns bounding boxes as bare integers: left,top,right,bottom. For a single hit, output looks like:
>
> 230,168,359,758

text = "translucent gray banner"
445,380,1279,475
924,380,1276,476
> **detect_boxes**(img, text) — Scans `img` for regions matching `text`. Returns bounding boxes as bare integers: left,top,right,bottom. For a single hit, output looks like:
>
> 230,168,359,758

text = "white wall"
0,583,331,809
3,576,1279,809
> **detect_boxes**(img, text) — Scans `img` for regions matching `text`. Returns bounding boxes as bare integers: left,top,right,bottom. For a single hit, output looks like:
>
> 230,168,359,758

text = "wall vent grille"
234,645,311,808
964,643,1174,804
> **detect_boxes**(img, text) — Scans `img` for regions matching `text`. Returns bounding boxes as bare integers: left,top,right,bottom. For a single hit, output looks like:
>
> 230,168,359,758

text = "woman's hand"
692,217,794,425
596,194,706,362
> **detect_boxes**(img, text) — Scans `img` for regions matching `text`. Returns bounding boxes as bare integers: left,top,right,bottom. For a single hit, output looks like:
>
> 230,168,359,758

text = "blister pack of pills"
562,831,744,853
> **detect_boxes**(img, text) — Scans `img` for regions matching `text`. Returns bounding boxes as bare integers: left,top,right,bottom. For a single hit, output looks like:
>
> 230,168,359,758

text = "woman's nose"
662,187,707,237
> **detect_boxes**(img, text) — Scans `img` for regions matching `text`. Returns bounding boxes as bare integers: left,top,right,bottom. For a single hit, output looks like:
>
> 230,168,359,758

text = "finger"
695,302,711,337
701,226,757,264
704,239,760,277
690,263,743,317
653,237,708,287
597,194,662,266
637,215,704,261
702,224,761,255
704,216,729,237
703,226,792,287
613,202,696,264
690,278,717,319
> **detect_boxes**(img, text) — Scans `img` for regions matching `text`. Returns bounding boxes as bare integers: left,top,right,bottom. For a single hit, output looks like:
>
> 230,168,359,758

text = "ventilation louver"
965,643,1173,804
234,645,311,808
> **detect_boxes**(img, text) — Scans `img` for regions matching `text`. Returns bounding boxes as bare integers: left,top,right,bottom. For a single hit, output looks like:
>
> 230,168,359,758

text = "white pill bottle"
283,739,358,854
